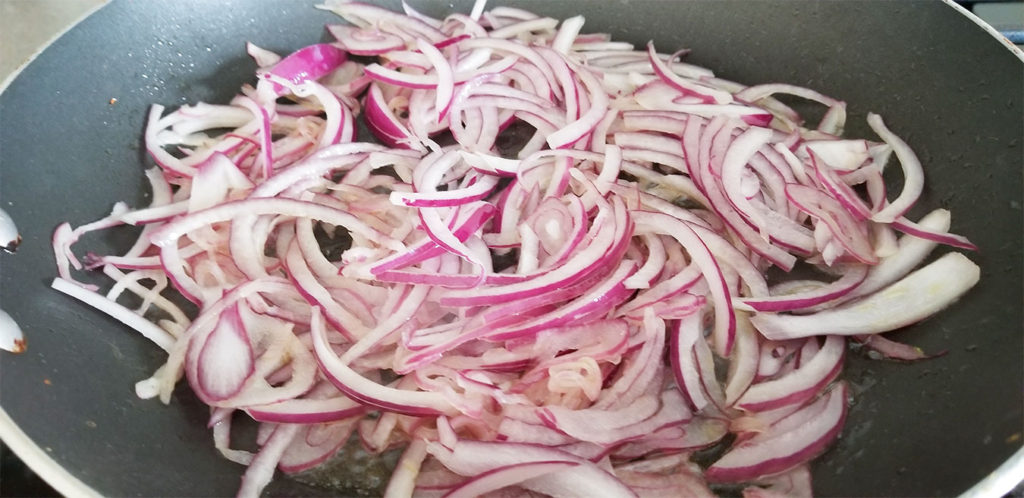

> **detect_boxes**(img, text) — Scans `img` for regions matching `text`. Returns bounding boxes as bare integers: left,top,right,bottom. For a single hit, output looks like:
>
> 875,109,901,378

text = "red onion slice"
327,25,405,55
724,314,759,405
278,418,358,474
259,44,347,96
246,42,281,67
363,83,418,148
737,264,868,312
647,42,732,104
426,439,638,498
635,211,736,356
195,304,255,402
616,454,716,497
706,382,849,483
237,424,301,498
734,335,844,411
864,113,925,223
840,208,949,303
742,465,813,498
752,252,979,340
785,183,878,265
442,461,580,498
309,307,454,416
51,277,175,351
246,396,366,424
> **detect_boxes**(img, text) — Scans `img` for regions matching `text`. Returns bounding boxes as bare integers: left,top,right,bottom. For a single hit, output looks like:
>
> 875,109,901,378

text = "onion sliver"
751,253,979,340
706,382,849,483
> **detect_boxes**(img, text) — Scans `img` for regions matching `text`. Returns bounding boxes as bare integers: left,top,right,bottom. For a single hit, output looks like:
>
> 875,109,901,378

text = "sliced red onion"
890,214,977,251
285,241,368,341
635,211,736,356
785,183,878,264
440,199,627,307
724,314,759,405
364,83,418,148
211,412,255,465
682,117,799,270
734,335,844,411
247,395,366,424
363,56,516,90
545,61,609,149
736,264,867,313
51,4,985,495
539,394,660,443
195,304,255,402
392,173,500,208
246,42,281,68
310,307,454,416
443,461,580,498
383,439,430,497
804,139,871,172
278,418,358,474
249,142,387,198
327,25,405,55
706,382,848,483
484,259,636,341
670,312,727,414
865,113,925,223
616,456,716,498
51,277,175,351
426,439,638,498
718,126,775,234
807,149,873,220
647,42,732,104
318,1,446,44
237,424,301,498
551,15,585,54
841,208,950,303
591,312,666,411
613,417,729,460
742,465,813,498
416,38,456,121
855,334,944,362
752,252,979,340
550,388,692,447
144,105,197,177
259,44,348,96
187,152,254,212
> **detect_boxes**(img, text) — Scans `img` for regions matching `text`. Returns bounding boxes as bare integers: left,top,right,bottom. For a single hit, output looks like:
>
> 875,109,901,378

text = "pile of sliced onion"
51,1,980,496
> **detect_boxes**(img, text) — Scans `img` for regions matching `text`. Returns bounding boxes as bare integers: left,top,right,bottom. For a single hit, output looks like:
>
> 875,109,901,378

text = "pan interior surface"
0,1,1020,496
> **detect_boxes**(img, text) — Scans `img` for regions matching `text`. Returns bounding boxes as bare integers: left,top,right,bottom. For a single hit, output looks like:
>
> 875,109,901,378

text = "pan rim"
0,1,1019,497
0,407,100,497
941,0,1024,62
959,446,1024,498
0,0,110,95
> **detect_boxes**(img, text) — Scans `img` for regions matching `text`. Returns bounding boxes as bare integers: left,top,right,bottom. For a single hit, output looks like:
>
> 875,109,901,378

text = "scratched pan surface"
0,1,1020,496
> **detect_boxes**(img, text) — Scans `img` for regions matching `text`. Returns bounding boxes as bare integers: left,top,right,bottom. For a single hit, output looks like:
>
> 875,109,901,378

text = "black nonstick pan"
0,1,1021,496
